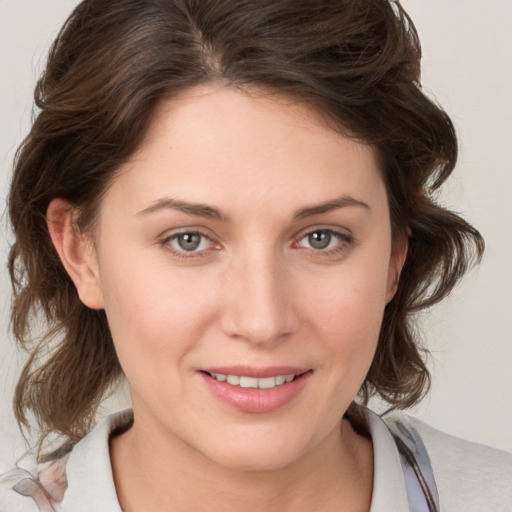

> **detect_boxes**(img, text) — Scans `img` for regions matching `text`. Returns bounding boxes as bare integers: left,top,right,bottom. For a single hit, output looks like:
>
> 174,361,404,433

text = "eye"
296,229,351,252
304,230,334,250
167,232,211,252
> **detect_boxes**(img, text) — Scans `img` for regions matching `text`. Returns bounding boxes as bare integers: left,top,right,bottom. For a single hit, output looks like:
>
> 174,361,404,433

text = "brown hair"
8,0,484,452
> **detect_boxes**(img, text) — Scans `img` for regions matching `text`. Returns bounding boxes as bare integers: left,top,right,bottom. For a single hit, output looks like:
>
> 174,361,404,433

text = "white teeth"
258,377,276,389
239,376,259,388
226,375,240,385
210,373,297,388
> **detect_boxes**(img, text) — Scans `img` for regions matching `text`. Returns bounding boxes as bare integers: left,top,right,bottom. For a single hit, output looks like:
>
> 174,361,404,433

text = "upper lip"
200,366,311,378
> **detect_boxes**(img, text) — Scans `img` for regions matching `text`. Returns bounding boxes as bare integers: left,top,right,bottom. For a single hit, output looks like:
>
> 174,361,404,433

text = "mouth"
199,368,313,413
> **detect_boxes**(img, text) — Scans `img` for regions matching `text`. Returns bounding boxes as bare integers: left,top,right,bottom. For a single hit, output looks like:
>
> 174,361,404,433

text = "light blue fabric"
383,412,440,512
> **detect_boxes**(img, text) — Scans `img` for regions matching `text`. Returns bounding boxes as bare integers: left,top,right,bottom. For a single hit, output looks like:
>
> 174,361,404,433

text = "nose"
219,249,299,347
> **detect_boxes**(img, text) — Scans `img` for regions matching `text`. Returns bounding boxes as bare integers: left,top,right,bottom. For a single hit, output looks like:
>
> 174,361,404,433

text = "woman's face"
84,85,403,470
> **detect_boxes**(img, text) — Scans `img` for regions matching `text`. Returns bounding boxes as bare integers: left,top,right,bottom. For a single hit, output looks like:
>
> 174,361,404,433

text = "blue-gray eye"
307,230,333,249
171,232,206,252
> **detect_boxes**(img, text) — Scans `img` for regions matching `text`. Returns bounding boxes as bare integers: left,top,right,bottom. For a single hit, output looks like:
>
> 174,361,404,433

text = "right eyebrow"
136,197,227,221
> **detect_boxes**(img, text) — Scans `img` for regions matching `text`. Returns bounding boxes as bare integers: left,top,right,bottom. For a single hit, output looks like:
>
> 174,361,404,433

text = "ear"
385,235,408,303
47,198,104,309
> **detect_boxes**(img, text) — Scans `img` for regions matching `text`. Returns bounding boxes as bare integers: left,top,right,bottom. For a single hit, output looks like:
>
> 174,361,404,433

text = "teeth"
258,377,277,389
210,373,297,389
240,376,258,388
226,375,240,385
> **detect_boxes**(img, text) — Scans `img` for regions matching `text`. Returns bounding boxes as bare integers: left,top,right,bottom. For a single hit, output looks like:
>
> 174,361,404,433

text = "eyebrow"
292,196,370,220
137,195,370,221
137,198,226,220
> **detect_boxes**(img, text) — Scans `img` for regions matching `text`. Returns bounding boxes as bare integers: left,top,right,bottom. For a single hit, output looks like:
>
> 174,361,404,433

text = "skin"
48,84,407,511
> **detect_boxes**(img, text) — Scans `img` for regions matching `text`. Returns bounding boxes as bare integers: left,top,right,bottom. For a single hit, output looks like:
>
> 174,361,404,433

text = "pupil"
309,231,331,249
178,233,201,251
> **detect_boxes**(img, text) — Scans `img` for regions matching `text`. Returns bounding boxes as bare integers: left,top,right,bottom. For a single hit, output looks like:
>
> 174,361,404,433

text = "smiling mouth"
200,369,312,413
203,371,310,389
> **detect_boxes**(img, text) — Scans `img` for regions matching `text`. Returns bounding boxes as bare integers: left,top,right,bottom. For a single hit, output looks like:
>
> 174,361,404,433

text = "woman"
1,0,511,511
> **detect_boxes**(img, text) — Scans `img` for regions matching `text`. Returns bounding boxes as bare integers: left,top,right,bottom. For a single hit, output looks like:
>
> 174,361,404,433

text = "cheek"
96,252,219,375
307,260,389,330
300,257,390,374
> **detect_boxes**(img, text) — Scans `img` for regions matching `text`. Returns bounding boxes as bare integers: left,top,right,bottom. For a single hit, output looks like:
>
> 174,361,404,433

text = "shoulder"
406,414,512,512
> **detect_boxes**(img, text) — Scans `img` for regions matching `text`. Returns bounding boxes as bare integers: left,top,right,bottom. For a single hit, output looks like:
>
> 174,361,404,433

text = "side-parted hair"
8,0,484,453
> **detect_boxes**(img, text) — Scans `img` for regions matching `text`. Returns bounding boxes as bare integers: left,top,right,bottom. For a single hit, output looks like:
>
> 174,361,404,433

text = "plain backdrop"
0,0,511,471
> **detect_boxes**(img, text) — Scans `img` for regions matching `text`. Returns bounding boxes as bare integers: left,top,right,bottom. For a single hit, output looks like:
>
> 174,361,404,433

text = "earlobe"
47,198,104,309
386,236,409,303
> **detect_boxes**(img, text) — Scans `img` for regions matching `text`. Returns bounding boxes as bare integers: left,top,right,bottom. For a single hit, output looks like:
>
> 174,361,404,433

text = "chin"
196,424,320,472
207,447,303,473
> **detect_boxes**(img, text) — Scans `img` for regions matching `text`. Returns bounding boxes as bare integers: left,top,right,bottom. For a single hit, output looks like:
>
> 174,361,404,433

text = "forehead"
101,84,387,219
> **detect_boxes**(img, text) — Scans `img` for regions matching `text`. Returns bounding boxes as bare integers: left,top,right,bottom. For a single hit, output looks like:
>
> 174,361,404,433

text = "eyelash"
160,228,353,260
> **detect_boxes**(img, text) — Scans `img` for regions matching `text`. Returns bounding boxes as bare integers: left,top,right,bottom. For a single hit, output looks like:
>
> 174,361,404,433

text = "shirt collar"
61,409,132,512
365,408,410,512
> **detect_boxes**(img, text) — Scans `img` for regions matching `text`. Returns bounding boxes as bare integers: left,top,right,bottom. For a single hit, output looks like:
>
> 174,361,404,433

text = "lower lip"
200,372,312,413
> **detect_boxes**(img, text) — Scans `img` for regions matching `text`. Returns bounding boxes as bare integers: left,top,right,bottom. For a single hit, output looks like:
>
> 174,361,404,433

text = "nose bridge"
220,243,296,345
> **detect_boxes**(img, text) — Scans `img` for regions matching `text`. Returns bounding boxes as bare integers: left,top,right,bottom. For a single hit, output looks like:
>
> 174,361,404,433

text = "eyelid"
160,225,217,243
293,225,353,243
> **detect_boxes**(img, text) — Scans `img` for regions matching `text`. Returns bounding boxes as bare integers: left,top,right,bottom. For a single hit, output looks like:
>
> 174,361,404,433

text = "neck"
110,411,373,512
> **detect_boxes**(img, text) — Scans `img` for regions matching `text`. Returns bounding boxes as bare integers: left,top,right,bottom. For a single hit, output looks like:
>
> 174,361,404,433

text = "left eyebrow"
293,196,370,221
